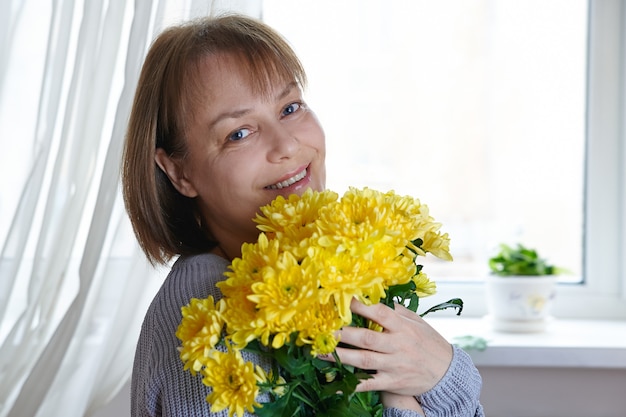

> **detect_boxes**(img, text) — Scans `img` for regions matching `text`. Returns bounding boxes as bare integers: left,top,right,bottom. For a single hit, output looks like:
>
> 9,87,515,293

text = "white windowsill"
427,317,626,369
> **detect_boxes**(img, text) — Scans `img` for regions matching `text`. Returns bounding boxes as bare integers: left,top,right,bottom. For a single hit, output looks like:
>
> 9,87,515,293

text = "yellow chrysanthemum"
218,273,260,345
386,191,430,233
255,188,338,244
202,348,267,417
219,293,261,348
253,291,333,351
293,298,344,355
308,246,382,321
219,234,285,346
311,331,339,356
245,254,324,349
421,230,453,261
176,297,224,375
248,251,319,325
224,233,281,285
316,188,395,255
385,192,452,260
362,242,416,290
268,372,288,397
176,187,456,417
412,271,437,297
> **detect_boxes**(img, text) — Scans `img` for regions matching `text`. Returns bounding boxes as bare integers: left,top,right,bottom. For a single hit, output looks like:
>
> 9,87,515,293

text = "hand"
325,298,453,396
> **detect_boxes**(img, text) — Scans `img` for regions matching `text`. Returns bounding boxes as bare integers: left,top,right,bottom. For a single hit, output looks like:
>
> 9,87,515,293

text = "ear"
155,148,199,198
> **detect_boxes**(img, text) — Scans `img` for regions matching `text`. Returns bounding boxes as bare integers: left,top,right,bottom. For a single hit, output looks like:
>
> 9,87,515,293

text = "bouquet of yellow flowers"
176,187,462,417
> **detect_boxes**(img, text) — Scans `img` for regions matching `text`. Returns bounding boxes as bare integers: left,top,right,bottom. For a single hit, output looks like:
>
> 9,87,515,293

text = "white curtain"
0,1,260,416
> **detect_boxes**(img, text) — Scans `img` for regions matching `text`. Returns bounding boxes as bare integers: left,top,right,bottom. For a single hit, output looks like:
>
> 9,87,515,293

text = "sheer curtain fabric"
0,1,259,416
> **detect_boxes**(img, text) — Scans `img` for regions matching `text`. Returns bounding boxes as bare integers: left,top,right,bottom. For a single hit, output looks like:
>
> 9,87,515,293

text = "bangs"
170,14,308,145
186,46,306,105
195,14,307,94
229,45,306,98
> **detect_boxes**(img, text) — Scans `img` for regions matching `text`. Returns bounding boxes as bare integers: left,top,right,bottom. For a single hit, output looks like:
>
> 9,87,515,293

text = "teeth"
267,169,307,189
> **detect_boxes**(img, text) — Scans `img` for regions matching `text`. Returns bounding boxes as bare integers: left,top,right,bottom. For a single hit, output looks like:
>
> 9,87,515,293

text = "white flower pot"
485,275,557,333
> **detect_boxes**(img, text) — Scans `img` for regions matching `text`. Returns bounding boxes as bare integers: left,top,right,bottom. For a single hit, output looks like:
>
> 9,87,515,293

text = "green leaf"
488,243,559,276
405,292,420,312
452,335,489,351
419,298,464,317
410,237,424,253
242,339,272,357
269,337,318,378
383,281,421,313
256,384,303,417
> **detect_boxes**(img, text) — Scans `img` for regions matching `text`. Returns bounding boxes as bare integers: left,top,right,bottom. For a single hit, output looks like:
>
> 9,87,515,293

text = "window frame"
432,0,626,319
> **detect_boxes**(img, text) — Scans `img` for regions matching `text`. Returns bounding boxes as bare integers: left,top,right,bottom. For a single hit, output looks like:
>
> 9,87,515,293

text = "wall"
478,366,626,417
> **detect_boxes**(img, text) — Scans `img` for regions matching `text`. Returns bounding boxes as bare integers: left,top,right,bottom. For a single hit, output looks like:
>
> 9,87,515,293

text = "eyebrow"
206,82,298,130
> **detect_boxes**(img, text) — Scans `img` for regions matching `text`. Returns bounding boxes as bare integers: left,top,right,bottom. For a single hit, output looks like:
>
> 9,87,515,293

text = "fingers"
390,301,424,322
350,356,423,394
331,299,423,359
339,324,392,353
354,371,394,393
349,298,407,332
317,321,394,371
330,344,380,372
321,302,418,375
323,346,406,393
317,297,455,397
316,351,403,394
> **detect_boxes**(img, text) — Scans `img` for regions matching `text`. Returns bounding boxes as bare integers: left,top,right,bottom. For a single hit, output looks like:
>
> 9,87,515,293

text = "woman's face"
158,53,326,256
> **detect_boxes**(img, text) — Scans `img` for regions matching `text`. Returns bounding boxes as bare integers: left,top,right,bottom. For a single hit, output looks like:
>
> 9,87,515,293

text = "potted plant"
485,243,562,332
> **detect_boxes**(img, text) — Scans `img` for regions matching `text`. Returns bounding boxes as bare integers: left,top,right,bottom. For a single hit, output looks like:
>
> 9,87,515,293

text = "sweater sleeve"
417,345,485,417
381,345,484,417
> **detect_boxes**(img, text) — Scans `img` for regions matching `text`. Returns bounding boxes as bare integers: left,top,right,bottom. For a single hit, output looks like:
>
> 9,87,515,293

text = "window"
262,0,626,318
2,1,622,323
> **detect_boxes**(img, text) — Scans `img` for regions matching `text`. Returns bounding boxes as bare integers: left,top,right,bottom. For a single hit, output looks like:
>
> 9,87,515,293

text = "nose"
266,123,300,162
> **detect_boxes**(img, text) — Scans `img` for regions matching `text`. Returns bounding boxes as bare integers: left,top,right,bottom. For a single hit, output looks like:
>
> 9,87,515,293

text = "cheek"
209,151,266,196
308,125,327,189
304,117,326,151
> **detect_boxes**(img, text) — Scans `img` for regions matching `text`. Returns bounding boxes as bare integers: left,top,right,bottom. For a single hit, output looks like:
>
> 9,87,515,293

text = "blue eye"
282,102,302,116
228,128,251,141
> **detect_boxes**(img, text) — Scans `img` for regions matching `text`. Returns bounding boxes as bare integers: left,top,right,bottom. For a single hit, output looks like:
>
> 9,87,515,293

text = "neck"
211,245,232,261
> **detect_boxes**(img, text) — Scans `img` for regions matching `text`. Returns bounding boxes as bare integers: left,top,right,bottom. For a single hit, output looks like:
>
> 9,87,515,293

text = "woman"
122,14,484,417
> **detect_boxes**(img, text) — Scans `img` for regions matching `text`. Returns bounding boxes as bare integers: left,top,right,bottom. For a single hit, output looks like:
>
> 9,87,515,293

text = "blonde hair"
121,14,307,265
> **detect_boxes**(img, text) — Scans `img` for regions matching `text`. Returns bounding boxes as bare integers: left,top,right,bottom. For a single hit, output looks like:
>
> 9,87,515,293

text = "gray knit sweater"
131,253,484,417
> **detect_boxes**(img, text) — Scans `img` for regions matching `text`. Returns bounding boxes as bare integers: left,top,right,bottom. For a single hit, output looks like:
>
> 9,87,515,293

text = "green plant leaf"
488,243,558,276
256,379,309,417
419,298,464,317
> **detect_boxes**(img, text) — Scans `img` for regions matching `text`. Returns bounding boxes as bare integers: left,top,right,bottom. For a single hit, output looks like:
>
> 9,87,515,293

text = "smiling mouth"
266,168,307,190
